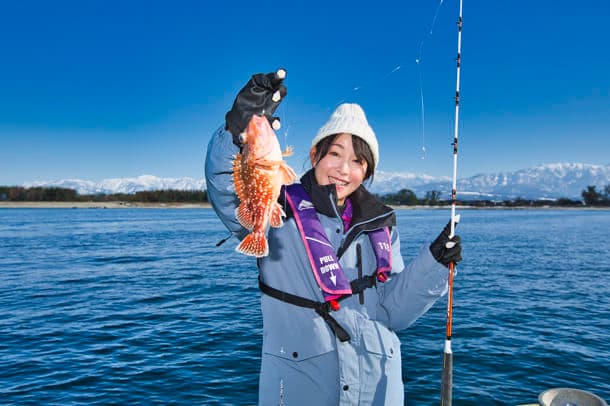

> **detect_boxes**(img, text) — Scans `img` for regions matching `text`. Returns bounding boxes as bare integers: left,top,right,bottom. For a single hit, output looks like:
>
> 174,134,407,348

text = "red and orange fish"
232,115,297,257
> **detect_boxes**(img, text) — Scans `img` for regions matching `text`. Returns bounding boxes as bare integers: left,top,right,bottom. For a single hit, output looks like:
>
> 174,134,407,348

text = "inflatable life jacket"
258,184,393,342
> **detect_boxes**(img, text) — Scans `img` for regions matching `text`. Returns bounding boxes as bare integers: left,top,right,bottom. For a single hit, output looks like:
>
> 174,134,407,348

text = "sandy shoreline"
0,202,461,209
1,201,607,210
0,201,212,209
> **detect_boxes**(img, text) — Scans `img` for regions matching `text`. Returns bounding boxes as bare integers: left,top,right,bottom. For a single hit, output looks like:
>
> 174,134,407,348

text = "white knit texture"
311,103,379,169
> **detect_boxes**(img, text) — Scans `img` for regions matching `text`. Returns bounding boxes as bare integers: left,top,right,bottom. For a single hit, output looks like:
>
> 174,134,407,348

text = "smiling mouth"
329,176,348,187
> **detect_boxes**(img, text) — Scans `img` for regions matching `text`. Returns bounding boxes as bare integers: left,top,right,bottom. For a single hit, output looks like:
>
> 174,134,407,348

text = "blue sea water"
0,208,608,405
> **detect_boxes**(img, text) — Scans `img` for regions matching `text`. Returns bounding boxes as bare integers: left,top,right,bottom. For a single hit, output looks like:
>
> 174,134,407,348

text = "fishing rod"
440,0,463,405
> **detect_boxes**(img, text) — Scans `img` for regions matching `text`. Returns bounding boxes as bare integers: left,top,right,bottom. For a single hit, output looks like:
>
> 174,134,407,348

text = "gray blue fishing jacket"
205,126,450,405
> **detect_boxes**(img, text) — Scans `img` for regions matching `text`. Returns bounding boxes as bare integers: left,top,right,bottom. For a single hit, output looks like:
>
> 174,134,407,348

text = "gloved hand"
225,69,287,146
429,218,462,267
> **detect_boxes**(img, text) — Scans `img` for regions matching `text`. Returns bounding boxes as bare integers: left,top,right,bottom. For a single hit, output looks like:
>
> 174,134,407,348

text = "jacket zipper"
328,193,394,258
338,211,394,258
356,243,364,305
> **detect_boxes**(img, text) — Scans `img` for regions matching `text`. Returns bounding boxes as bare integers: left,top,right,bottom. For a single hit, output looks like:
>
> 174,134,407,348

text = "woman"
205,70,462,405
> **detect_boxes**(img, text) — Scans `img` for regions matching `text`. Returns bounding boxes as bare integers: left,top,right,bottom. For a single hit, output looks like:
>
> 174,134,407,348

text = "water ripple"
0,208,608,404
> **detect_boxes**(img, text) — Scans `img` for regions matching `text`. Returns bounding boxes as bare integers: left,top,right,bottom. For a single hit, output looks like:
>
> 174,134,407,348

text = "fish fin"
282,145,294,157
236,231,269,257
269,202,285,228
253,158,282,169
232,155,248,202
236,203,254,230
278,162,297,185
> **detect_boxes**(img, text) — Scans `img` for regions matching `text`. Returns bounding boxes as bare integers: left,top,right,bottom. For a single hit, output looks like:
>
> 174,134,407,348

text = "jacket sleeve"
204,125,249,240
377,230,450,331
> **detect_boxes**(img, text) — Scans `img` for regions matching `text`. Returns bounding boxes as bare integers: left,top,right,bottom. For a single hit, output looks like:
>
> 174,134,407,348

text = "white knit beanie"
311,103,379,169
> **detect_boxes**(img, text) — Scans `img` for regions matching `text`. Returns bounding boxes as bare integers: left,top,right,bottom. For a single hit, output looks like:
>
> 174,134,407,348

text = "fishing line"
416,60,426,160
429,0,445,36
348,65,402,96
277,1,447,164
331,63,402,111
324,0,445,160
417,0,445,160
277,98,292,212
279,97,290,149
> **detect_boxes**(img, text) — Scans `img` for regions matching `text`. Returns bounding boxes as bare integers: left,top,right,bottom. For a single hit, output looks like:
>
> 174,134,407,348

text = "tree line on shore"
1,185,609,207
376,185,610,207
0,187,207,203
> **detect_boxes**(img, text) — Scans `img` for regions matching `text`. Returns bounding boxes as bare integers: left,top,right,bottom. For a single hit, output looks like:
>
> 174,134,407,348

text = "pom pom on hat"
311,103,379,169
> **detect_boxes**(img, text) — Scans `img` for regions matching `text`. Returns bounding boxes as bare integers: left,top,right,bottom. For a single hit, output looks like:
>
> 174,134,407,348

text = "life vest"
258,184,394,342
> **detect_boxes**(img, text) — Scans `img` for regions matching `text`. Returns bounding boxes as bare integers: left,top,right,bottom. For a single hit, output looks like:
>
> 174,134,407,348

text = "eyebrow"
330,142,346,149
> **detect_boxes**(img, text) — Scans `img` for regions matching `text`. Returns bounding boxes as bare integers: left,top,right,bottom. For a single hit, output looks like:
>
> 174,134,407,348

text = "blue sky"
1,0,609,185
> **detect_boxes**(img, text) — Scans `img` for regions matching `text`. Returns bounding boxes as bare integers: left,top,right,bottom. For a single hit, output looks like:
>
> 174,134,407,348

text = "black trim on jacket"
283,169,396,258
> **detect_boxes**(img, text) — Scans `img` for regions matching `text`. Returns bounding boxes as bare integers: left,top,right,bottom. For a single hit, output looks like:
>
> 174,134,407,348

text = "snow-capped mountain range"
379,163,610,200
24,163,610,200
25,175,205,196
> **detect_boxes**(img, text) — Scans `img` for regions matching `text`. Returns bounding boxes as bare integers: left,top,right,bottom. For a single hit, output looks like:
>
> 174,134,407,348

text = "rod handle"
440,350,453,406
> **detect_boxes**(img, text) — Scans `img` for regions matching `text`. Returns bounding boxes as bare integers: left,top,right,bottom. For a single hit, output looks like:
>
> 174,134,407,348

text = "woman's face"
310,133,368,206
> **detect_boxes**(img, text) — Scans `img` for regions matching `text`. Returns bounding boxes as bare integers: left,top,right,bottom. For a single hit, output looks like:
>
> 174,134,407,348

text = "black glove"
430,220,462,267
225,69,287,146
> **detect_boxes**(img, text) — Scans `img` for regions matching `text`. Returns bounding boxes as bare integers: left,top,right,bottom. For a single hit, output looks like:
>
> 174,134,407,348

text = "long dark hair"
311,134,375,182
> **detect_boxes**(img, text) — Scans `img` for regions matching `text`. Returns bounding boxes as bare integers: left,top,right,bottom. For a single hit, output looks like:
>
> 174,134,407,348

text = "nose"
337,157,349,175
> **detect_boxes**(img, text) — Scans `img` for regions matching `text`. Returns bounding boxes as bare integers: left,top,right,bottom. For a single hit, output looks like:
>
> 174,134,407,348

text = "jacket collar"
300,169,339,218
300,169,395,227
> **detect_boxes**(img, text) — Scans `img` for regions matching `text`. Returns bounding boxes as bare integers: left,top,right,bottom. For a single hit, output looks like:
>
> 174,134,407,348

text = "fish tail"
236,231,269,257
269,202,285,228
